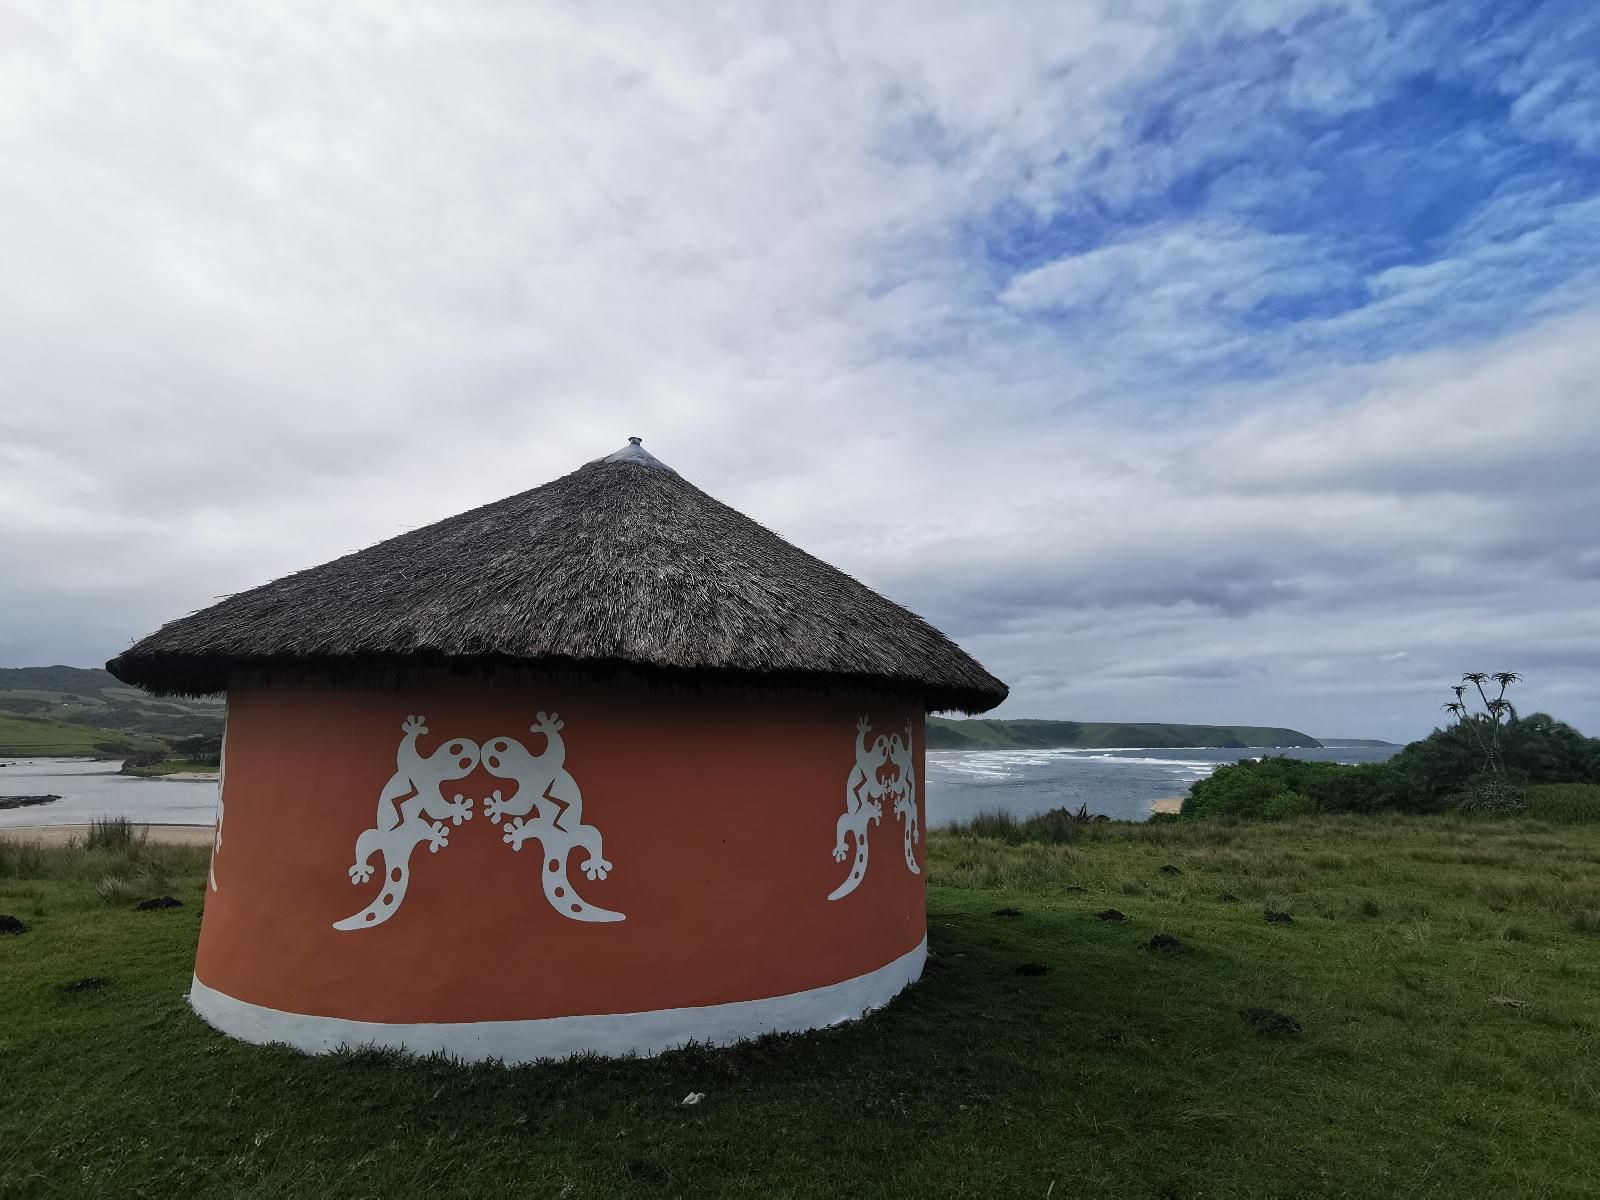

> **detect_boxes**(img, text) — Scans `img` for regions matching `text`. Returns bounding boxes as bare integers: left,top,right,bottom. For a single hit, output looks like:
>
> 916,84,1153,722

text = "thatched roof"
107,439,1007,713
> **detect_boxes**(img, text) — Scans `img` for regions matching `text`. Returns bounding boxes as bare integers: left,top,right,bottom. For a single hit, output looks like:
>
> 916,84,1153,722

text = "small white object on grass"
681,1092,706,1106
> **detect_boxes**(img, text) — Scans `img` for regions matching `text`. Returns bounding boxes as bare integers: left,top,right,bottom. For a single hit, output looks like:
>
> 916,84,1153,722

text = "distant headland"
926,717,1358,751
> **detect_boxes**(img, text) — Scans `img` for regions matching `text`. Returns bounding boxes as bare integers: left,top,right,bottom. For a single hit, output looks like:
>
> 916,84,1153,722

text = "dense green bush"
1388,713,1600,803
1260,790,1315,820
1183,714,1600,821
1182,757,1409,820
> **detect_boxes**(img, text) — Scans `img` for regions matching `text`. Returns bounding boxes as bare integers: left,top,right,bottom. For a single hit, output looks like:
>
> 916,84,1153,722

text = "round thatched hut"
108,438,1006,1062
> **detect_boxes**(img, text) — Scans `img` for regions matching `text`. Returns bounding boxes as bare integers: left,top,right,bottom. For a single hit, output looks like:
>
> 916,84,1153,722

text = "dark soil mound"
0,914,27,935
1144,933,1183,952
1159,864,1183,876
1014,962,1050,976
136,896,183,911
1264,910,1295,925
1095,908,1126,922
993,907,1023,918
1239,1007,1302,1038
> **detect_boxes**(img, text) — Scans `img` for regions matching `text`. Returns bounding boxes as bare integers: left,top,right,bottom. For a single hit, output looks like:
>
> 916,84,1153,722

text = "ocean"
1,744,1401,833
924,744,1400,827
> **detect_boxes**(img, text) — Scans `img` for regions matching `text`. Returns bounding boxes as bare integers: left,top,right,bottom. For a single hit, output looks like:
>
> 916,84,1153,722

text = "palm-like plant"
1450,671,1522,773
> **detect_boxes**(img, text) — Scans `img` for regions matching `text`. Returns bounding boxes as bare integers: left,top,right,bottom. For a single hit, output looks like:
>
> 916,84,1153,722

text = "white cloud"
0,1,1597,742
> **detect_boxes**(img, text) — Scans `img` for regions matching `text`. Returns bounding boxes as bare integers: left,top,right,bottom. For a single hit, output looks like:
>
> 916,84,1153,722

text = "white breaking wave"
927,748,1225,781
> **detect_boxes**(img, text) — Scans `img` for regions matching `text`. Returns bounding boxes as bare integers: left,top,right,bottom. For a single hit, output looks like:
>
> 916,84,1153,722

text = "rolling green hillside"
0,666,223,744
0,712,167,758
927,717,1321,750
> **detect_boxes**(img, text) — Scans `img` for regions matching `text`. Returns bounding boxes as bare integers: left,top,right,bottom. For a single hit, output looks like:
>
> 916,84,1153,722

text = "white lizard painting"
887,720,921,876
481,711,623,924
208,726,227,892
828,716,890,900
333,716,478,931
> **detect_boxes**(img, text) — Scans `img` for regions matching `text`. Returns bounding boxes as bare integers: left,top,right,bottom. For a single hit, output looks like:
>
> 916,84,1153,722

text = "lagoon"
0,758,218,830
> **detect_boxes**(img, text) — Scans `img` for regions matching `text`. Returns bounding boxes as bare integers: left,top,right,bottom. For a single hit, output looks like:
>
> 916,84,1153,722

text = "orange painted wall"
195,673,926,1024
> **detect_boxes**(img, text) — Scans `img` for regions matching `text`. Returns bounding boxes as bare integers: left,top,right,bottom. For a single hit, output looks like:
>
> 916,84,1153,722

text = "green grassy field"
3,816,1599,1197
0,712,166,758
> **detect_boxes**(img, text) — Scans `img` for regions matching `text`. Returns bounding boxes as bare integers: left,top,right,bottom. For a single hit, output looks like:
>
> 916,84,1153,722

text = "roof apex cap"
599,436,676,474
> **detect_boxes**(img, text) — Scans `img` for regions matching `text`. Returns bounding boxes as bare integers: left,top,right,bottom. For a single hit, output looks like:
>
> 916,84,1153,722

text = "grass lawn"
3,816,1599,1197
0,713,164,759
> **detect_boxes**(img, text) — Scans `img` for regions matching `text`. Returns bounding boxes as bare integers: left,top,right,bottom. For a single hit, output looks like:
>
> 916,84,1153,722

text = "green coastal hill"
927,717,1321,750
0,666,223,756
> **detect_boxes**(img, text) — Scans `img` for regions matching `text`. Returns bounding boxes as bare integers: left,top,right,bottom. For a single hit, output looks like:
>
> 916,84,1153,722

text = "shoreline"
0,823,215,846
1150,797,1184,815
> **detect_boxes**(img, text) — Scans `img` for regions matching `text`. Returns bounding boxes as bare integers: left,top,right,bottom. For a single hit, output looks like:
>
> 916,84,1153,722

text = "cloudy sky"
4,2,1598,740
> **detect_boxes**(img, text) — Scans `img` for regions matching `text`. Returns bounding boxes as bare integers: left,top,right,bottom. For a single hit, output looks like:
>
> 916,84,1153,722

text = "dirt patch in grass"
1239,1008,1302,1038
59,976,109,993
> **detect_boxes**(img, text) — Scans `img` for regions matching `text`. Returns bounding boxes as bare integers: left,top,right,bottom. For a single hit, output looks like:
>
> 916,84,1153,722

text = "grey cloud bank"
2,3,1597,743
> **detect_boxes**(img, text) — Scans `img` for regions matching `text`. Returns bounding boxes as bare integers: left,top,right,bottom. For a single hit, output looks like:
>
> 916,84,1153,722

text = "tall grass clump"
944,805,1111,846
84,816,148,853
0,836,47,878
1524,784,1600,825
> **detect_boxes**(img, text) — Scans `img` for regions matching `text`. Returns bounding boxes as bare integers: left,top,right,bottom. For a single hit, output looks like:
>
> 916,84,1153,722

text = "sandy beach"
1150,797,1184,814
0,823,215,846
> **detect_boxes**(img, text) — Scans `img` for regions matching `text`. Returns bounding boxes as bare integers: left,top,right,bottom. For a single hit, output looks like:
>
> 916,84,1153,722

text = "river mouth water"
0,758,219,830
0,745,1399,833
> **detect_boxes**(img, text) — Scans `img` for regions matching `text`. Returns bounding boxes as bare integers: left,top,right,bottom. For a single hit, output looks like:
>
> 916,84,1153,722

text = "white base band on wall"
189,937,926,1063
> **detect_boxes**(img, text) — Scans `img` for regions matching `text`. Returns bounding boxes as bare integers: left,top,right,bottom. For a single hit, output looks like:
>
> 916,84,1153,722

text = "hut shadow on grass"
226,903,1253,1132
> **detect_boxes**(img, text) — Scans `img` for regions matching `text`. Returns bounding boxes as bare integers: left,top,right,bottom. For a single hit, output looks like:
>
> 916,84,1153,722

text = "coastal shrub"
1389,714,1600,804
1184,714,1600,821
171,733,223,766
1260,790,1315,820
1453,775,1526,817
1183,757,1405,819
1181,757,1305,819
1301,761,1412,814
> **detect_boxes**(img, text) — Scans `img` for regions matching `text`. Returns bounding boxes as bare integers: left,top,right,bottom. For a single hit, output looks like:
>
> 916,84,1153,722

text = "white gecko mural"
209,723,228,892
828,716,919,900
334,716,479,931
481,711,624,924
334,710,622,931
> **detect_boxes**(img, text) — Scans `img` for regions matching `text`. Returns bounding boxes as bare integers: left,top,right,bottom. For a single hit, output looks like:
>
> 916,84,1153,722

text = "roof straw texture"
107,444,1007,712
